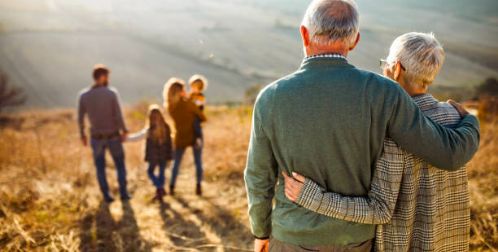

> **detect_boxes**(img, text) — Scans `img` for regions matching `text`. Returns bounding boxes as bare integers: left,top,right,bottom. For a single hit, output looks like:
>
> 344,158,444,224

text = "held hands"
254,239,269,252
282,171,306,202
81,136,88,147
120,132,128,143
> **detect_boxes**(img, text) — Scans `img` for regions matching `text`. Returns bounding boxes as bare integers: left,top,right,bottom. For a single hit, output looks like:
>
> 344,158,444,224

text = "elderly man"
244,0,480,251
284,32,472,251
78,64,130,203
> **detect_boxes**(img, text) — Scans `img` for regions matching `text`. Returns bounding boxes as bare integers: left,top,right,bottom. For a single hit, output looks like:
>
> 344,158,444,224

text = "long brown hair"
146,105,169,144
163,78,186,111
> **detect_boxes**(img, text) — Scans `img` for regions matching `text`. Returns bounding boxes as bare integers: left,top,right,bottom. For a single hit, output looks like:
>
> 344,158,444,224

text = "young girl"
128,105,173,200
188,74,208,148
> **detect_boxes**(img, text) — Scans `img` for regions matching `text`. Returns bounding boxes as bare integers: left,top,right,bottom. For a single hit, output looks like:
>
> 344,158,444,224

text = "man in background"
78,64,130,203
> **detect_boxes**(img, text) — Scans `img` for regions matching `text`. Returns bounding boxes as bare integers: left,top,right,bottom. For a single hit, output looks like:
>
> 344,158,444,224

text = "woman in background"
164,78,207,196
127,105,173,201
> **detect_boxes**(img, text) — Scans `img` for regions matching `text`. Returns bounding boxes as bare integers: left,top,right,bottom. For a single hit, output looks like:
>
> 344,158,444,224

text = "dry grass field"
0,103,497,251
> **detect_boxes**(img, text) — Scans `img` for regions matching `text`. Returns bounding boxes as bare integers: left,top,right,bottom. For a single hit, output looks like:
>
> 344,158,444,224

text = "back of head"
387,32,445,88
92,64,110,86
302,0,359,47
163,78,186,110
147,104,169,143
189,74,208,91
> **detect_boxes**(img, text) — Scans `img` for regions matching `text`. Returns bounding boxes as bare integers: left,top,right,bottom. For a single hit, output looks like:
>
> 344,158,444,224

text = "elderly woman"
163,78,206,196
284,32,472,251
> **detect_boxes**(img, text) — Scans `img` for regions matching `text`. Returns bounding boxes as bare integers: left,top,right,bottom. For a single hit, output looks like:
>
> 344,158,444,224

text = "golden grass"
0,104,496,251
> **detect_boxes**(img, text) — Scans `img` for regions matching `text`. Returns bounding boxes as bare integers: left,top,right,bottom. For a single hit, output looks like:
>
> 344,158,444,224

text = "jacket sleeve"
78,95,86,138
388,88,480,171
244,98,278,239
112,91,128,133
126,128,147,142
296,139,404,224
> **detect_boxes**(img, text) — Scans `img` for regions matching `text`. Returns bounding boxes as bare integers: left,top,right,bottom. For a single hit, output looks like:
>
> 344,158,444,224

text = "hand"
282,171,306,202
120,132,128,143
81,136,88,147
254,239,269,252
447,99,469,117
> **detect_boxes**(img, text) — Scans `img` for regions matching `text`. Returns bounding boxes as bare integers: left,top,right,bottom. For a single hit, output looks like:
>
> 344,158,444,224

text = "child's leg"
158,160,167,189
147,162,159,188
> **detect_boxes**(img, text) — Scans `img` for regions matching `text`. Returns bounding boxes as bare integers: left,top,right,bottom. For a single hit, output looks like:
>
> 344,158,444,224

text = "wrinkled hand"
282,171,306,202
254,239,269,252
447,99,469,117
81,136,88,147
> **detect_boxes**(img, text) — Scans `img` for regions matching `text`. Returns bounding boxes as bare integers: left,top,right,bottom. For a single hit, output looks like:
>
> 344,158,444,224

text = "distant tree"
0,72,26,112
244,84,264,105
476,77,498,98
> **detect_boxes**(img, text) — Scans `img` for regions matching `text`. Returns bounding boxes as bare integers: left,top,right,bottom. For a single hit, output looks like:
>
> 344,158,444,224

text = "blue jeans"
193,117,203,139
148,161,168,189
90,138,129,199
170,145,203,187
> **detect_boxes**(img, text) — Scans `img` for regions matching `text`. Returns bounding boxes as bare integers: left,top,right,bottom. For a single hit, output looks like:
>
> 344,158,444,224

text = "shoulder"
78,87,92,97
106,87,120,97
428,101,462,126
360,69,402,93
184,99,197,109
353,69,407,106
256,71,303,104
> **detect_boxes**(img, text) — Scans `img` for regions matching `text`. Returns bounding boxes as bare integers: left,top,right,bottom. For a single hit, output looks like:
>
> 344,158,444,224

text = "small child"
127,105,173,200
188,74,208,148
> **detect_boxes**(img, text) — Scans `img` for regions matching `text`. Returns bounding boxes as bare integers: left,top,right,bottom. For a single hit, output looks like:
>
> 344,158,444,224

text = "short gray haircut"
386,32,445,88
302,0,360,46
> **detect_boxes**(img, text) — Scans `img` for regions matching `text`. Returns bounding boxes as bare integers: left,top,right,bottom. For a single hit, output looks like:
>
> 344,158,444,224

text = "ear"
393,61,402,81
300,25,311,47
349,32,361,51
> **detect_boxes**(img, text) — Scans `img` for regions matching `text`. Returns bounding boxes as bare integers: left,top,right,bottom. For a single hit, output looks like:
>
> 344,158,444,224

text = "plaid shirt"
297,94,470,251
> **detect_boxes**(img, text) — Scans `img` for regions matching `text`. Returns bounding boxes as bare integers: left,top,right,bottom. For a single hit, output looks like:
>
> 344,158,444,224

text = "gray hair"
386,32,445,88
301,0,360,46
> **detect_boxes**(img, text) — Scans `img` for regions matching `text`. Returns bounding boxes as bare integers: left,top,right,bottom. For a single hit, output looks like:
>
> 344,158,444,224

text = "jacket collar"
412,93,439,111
300,55,352,70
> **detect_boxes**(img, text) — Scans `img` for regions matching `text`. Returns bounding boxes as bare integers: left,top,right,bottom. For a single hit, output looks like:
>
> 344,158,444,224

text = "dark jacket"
145,126,173,163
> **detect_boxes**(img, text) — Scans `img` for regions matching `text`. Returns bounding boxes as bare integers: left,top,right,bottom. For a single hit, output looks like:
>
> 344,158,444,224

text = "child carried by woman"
188,74,208,148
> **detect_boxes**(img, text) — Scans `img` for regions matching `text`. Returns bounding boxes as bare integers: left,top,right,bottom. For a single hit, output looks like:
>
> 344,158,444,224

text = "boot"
169,185,175,196
196,184,202,196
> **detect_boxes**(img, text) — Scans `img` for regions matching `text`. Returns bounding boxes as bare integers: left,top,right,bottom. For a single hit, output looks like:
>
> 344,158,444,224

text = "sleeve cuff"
253,235,270,240
296,178,324,212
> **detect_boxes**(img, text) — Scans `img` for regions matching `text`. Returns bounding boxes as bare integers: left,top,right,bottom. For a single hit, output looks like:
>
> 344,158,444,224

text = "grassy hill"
0,104,497,251
0,0,497,108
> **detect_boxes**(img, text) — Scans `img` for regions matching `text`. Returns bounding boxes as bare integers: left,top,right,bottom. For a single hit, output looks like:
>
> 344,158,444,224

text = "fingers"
282,171,305,202
282,172,296,201
292,172,306,183
285,187,298,202
447,99,469,117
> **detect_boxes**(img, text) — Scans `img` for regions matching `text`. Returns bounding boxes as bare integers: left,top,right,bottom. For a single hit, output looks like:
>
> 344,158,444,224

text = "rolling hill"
0,0,497,107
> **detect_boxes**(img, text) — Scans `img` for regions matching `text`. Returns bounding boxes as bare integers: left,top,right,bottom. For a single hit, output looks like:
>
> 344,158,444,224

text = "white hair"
386,32,445,88
301,0,360,46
